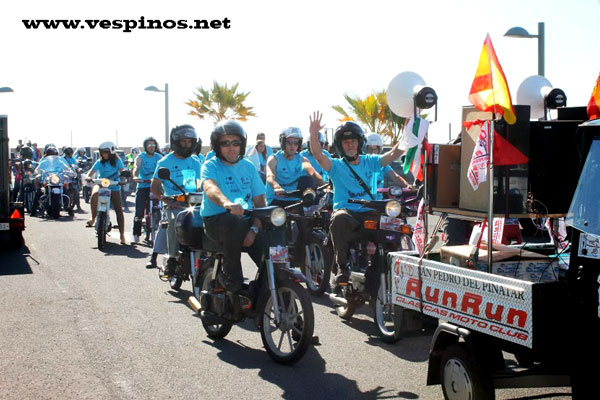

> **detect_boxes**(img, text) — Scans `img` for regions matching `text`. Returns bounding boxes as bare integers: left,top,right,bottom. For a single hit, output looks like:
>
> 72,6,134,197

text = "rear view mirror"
158,167,170,180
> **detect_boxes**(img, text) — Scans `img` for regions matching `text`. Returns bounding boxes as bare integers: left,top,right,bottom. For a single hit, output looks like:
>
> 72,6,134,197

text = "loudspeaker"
459,105,530,214
528,120,585,214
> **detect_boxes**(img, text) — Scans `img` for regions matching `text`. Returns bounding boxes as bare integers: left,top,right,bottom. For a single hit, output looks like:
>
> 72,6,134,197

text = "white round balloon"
517,75,553,120
386,71,426,118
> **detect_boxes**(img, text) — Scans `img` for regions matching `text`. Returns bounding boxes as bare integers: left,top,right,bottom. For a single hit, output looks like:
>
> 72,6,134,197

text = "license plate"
380,215,402,232
0,223,9,231
269,246,289,263
52,188,61,194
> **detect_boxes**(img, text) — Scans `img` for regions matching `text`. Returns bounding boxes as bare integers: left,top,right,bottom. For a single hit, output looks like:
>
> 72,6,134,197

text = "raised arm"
309,111,332,172
380,141,404,167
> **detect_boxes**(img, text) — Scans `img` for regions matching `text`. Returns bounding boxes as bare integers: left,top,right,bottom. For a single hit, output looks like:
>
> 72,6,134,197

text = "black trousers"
203,213,267,290
133,187,150,236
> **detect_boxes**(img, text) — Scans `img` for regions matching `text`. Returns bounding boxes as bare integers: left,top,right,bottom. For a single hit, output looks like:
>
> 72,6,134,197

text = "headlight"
188,194,203,205
389,186,403,197
270,207,287,227
385,200,401,218
101,179,111,188
50,174,60,184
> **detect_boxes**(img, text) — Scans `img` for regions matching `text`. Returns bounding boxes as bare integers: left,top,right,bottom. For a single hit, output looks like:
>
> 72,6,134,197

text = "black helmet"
279,127,303,152
44,143,56,153
45,146,59,156
333,121,366,160
170,125,197,158
210,120,247,162
20,146,34,160
143,136,159,153
64,147,74,157
194,138,203,155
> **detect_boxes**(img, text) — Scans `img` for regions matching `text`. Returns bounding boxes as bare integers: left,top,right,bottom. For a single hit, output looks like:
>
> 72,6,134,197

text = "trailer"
0,115,25,250
387,121,600,399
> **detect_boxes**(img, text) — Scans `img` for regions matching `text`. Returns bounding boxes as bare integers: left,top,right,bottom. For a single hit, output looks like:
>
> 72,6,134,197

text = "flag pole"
486,34,495,272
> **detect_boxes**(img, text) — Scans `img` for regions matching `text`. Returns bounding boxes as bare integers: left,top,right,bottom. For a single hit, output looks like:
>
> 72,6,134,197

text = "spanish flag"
468,34,517,125
587,73,600,120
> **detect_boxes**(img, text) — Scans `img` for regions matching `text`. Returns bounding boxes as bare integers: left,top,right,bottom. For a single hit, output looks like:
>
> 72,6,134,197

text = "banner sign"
390,251,535,348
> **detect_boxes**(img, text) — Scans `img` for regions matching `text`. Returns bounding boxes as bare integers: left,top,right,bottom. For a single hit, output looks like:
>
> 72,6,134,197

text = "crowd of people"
10,116,415,286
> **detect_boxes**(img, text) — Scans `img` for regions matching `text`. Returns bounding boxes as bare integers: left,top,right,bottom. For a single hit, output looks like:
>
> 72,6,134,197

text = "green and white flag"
399,117,428,177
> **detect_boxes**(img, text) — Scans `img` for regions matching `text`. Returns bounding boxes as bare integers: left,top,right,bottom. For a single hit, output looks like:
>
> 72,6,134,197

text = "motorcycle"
90,170,131,249
328,197,406,343
35,156,78,218
377,185,421,251
278,182,334,296
20,160,37,213
137,179,162,246
157,167,315,364
78,159,93,203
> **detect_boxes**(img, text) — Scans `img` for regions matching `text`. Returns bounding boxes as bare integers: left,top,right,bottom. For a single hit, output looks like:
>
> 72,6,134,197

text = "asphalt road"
0,196,572,400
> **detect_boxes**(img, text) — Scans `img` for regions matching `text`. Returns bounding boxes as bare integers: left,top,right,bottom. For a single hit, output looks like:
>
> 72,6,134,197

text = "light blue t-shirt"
300,149,330,182
375,164,393,200
266,152,307,204
206,150,216,160
153,153,201,196
200,158,266,217
192,154,206,165
137,152,163,189
91,157,125,191
328,154,382,212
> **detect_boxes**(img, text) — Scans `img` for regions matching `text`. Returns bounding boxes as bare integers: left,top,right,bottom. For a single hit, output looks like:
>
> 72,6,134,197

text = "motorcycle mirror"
157,167,170,180
301,188,316,206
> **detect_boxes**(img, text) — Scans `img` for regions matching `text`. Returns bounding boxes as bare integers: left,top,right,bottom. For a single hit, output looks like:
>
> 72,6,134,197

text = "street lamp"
504,22,545,77
144,84,169,144
0,87,14,93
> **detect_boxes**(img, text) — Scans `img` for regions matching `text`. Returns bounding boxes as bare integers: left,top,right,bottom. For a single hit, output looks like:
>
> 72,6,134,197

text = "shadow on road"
204,339,420,400
97,242,148,258
0,244,39,275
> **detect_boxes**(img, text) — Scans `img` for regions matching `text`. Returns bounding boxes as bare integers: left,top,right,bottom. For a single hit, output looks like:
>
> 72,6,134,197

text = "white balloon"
517,75,553,120
387,71,426,118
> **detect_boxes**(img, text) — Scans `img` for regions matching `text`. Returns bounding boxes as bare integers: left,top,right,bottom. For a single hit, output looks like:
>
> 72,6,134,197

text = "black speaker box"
528,120,585,214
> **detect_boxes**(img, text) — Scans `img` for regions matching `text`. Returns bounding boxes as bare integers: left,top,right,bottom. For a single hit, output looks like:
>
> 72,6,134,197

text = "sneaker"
145,254,158,269
132,235,139,243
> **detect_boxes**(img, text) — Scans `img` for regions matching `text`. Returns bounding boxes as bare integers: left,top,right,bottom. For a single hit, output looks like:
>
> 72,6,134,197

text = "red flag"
468,34,517,125
494,131,529,166
587,73,600,120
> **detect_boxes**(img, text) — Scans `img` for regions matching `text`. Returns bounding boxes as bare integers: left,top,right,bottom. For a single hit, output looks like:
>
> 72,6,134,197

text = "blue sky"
1,0,599,149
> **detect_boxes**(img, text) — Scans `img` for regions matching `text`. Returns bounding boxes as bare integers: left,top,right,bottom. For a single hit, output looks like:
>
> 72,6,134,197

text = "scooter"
328,197,407,343
157,167,315,364
90,170,131,249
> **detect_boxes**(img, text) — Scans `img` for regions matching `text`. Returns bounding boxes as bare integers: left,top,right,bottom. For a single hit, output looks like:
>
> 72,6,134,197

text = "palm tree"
331,90,407,143
186,81,256,123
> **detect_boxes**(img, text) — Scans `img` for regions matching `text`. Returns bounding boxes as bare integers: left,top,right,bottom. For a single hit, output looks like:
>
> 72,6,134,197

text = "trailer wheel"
440,343,494,400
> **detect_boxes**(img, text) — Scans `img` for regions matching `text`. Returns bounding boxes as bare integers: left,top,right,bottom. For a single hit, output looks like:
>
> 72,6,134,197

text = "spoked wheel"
440,344,494,400
200,268,233,339
371,277,401,343
97,212,106,249
259,280,314,364
303,238,332,297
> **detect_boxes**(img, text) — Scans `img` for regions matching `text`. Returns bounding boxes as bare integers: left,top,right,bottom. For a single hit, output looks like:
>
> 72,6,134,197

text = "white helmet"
366,133,384,148
279,127,303,149
130,147,140,155
98,141,117,155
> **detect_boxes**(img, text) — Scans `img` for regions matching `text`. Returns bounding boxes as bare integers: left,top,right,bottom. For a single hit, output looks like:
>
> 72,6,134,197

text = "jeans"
203,212,267,290
133,187,150,236
329,209,369,269
166,207,184,259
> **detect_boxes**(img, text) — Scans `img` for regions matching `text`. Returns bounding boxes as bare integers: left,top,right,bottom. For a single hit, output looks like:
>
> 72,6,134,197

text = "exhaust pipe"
188,296,202,313
329,293,348,307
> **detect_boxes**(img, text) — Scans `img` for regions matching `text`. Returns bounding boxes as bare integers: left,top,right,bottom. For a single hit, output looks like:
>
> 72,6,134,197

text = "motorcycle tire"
25,189,34,213
258,280,314,365
168,271,183,291
50,193,61,218
303,236,332,297
371,277,402,343
83,187,91,203
200,268,233,339
97,212,106,250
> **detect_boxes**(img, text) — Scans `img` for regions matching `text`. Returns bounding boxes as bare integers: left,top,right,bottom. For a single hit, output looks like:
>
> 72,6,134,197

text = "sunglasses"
219,140,242,148
147,143,156,147
286,140,301,146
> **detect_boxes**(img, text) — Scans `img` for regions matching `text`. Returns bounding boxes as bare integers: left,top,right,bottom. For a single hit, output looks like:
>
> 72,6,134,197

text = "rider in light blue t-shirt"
307,113,405,284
